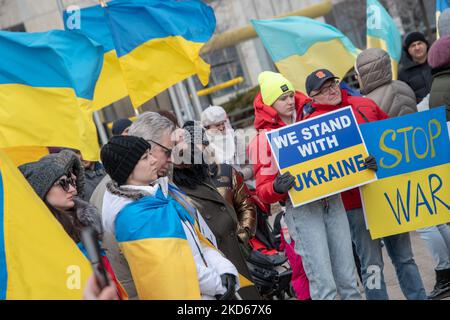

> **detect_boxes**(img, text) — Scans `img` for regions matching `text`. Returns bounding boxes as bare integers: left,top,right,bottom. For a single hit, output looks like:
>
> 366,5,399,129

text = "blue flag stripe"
0,30,103,100
104,0,216,57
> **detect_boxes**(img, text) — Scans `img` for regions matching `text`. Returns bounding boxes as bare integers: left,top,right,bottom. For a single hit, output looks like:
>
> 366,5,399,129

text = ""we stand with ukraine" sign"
266,106,377,207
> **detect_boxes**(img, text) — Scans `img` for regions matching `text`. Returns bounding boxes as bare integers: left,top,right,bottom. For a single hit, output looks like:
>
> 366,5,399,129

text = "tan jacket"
356,48,417,117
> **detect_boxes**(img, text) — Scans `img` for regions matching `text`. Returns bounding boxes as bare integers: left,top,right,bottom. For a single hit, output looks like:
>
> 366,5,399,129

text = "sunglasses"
54,176,76,192
147,139,172,158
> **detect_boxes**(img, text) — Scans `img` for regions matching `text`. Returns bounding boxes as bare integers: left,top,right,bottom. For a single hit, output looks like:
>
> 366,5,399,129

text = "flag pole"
56,0,65,14
186,77,203,119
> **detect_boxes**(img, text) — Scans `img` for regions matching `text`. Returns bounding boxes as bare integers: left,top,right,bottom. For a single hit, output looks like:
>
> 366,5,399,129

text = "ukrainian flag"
115,188,201,299
252,16,359,93
0,150,92,299
366,0,402,79
103,0,216,108
63,3,128,111
437,0,450,38
0,30,103,161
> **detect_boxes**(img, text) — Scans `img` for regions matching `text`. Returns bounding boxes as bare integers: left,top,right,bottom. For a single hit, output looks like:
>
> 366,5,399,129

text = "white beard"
206,130,236,164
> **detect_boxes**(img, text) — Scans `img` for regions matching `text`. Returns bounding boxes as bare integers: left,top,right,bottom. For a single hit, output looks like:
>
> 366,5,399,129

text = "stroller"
246,189,293,300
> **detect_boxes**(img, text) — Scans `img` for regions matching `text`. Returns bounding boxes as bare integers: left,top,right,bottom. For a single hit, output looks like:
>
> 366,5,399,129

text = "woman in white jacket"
100,135,239,300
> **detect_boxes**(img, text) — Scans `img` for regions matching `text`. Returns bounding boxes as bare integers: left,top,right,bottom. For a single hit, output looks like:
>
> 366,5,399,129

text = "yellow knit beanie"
258,71,295,106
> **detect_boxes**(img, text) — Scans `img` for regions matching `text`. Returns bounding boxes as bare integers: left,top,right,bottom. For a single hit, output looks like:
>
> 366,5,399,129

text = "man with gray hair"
128,111,176,178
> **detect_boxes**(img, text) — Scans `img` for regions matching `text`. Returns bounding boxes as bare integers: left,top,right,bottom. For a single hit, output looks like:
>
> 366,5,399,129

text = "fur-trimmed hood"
102,178,169,234
73,197,103,236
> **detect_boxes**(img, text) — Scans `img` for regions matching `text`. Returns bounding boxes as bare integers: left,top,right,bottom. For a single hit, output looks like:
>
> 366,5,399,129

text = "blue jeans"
417,225,450,270
347,208,427,300
284,194,361,300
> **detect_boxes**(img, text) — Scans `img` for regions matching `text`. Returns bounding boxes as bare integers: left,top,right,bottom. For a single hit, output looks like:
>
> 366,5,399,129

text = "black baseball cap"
305,69,338,96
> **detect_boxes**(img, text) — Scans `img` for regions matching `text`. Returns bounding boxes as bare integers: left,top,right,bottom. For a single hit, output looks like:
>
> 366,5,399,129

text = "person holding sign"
305,69,427,300
249,71,361,300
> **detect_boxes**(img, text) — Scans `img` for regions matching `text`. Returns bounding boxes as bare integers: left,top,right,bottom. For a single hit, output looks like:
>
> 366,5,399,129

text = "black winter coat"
399,58,432,102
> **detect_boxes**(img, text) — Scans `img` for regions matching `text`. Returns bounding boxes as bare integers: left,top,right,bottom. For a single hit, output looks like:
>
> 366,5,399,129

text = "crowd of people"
16,10,450,300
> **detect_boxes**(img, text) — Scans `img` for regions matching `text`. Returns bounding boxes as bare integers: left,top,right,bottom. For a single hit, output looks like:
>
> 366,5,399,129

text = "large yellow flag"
0,150,92,299
0,30,103,161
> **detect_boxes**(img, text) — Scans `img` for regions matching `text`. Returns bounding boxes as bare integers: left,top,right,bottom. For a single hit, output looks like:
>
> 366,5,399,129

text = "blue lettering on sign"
384,173,449,225
293,154,367,191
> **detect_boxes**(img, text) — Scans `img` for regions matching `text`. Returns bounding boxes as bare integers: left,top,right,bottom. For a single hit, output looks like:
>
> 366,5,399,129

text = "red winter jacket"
248,91,311,204
304,89,389,210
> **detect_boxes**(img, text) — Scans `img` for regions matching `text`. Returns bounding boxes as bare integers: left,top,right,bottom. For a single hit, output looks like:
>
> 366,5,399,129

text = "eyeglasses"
54,176,76,192
310,80,340,97
147,139,172,158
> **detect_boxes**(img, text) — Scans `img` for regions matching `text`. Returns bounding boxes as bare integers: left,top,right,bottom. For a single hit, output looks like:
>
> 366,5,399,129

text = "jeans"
347,208,427,300
284,194,360,300
416,225,450,270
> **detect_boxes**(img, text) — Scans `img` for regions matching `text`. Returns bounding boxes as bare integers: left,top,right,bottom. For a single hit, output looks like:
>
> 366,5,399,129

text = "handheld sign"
266,106,376,207
360,107,450,239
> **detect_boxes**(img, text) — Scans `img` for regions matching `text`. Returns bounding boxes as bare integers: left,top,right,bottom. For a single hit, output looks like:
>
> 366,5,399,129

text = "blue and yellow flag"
0,30,103,161
252,16,359,93
0,150,92,299
115,188,201,299
437,0,450,38
103,0,216,108
63,4,128,110
366,0,402,79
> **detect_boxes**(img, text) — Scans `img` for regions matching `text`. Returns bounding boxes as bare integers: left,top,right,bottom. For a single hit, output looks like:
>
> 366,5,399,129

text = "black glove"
273,172,296,194
215,274,237,300
364,155,378,171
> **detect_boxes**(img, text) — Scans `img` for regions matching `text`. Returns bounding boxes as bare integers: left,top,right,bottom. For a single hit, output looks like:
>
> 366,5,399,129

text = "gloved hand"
364,155,378,171
273,172,296,194
215,274,237,300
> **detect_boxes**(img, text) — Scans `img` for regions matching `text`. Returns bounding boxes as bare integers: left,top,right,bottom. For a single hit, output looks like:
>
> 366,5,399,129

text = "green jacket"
429,69,450,121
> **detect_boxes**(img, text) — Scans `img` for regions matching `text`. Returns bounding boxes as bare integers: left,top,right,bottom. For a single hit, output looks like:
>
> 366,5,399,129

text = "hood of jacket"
253,91,310,131
428,35,450,70
102,178,169,234
356,48,392,94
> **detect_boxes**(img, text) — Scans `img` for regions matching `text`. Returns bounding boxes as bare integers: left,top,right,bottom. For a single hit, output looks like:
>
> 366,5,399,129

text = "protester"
18,150,127,299
416,225,450,299
111,118,132,136
201,105,253,181
248,71,361,300
356,48,417,117
91,112,178,299
100,135,239,299
427,35,450,121
398,31,433,102
157,109,181,128
304,68,427,300
173,121,261,299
